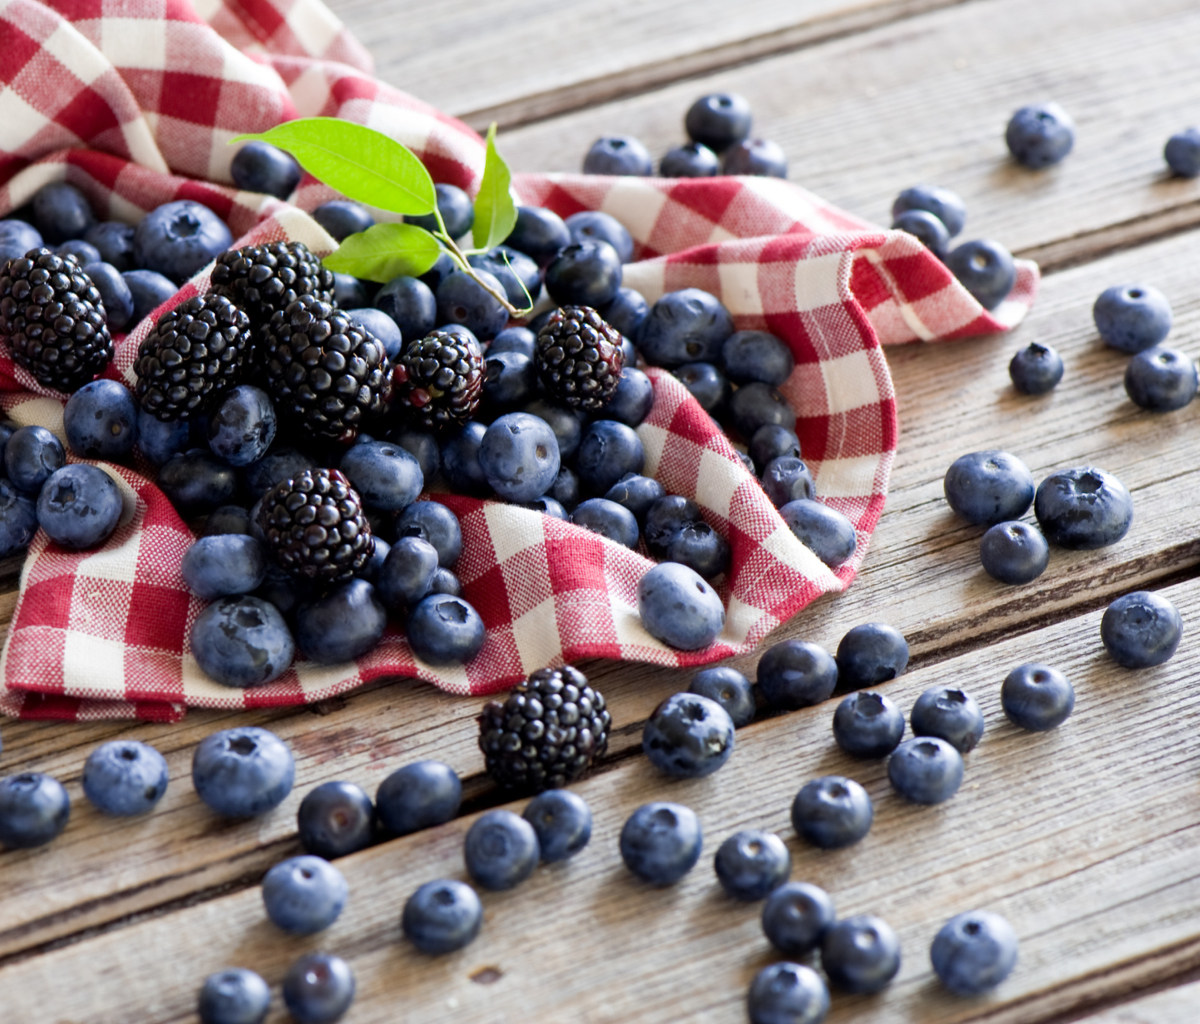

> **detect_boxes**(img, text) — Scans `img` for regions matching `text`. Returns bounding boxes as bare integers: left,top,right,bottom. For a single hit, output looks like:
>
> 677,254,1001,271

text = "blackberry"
391,329,484,430
134,293,250,420
256,468,374,585
478,665,611,793
0,247,113,392
260,295,390,444
535,305,624,410
210,240,334,331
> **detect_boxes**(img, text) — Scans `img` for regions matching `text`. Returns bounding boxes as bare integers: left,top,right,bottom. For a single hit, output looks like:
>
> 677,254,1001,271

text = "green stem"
432,209,533,318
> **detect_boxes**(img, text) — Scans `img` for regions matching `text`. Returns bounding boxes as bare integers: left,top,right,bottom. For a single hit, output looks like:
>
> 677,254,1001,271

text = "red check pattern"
0,0,1039,720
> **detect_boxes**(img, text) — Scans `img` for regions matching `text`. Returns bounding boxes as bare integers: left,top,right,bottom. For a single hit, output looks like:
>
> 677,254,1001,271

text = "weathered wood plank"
1076,980,1200,1023
493,0,1200,266
6,224,1200,959
6,575,1200,1022
328,0,967,130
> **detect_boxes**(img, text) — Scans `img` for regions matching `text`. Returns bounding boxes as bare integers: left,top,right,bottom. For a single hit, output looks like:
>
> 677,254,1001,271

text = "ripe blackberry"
535,305,624,411
0,247,113,392
260,295,390,444
210,241,334,330
134,293,250,420
391,329,484,430
256,468,374,585
478,665,611,793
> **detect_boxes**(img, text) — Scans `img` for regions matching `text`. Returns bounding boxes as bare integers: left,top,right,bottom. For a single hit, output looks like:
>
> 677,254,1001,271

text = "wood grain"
6,575,1200,1022
492,0,1200,269
1075,980,1200,1023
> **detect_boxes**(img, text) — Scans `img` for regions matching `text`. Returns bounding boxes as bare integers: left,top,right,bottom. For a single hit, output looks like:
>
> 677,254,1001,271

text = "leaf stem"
432,208,533,318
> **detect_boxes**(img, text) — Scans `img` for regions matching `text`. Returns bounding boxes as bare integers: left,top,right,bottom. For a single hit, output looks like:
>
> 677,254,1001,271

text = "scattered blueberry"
524,495,568,520
761,881,836,957
408,183,475,239
0,219,43,260
688,666,755,728
779,499,857,568
943,450,1034,525
157,449,240,517
507,206,571,266
243,447,316,502
395,500,462,567
1093,284,1172,353
720,330,794,388
980,520,1050,585
1034,466,1133,549
1165,128,1200,177
198,968,271,1024
572,497,639,548
642,692,736,778
576,419,645,495
1006,102,1076,168
377,536,439,611
888,736,964,804
134,200,232,283
82,260,135,331
344,307,402,361
730,383,796,440
931,910,1019,996
1100,590,1183,668
84,221,135,271
835,622,909,690
436,268,508,340
122,268,178,324
402,879,483,954
207,385,276,466
566,210,634,264
468,246,541,307
756,639,838,710
660,142,720,178
313,200,375,242
619,801,703,886
298,781,374,859
601,286,650,340
721,138,788,177
605,474,666,523
479,412,561,502
482,350,537,410
892,185,967,238
543,240,623,308
375,760,462,836
0,479,39,557
582,135,653,175
339,440,424,512
639,288,734,369
389,428,441,482
522,789,593,862
945,239,1016,310
605,366,656,427
893,208,951,257
1009,342,1064,395
282,952,355,1024
262,854,348,934
749,425,801,473
685,92,752,152
0,772,70,848
821,914,902,994
911,686,984,753
439,421,490,496
295,579,388,664
1124,345,1198,412
674,361,729,412
714,828,791,901
1001,663,1074,731
746,962,829,1024
464,808,540,890
665,520,730,579
190,595,295,688
6,424,65,493
136,408,190,466
791,775,873,849
37,464,124,550
32,181,95,243
63,378,138,459
192,726,295,817
406,593,485,665
81,740,169,818
638,561,725,650
760,456,814,509
832,691,905,758
230,141,301,198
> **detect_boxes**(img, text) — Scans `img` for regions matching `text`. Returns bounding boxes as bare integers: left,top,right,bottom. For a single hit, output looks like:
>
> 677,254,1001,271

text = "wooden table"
6,0,1200,1020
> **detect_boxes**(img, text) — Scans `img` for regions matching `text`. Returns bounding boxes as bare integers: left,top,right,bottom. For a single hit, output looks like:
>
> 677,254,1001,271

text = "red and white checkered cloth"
0,0,1038,721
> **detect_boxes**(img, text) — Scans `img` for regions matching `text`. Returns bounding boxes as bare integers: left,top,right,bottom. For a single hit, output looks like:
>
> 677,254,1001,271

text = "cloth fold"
0,0,1038,720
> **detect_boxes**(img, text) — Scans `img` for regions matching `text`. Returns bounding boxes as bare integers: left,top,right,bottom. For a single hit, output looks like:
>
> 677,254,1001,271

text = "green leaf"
231,118,436,216
471,122,518,251
322,223,441,283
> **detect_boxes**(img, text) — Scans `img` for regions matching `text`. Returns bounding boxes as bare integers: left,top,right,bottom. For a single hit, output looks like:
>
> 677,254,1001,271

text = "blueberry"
6,424,65,493
388,429,441,482
931,910,1019,996
439,421,490,496
576,419,644,495
489,326,537,359
295,579,387,664
339,440,424,512
419,251,458,293
81,261,135,331
714,829,791,901
395,500,462,566
639,288,734,369
892,208,951,257
479,411,561,502
375,274,436,341
604,366,655,427
546,469,580,512
1002,662,1075,731
407,182,474,239
242,447,316,502
980,520,1050,585
643,692,736,778
507,206,571,265
0,772,70,848
891,185,967,238
37,464,124,550
719,331,794,389
643,494,703,556
160,449,241,516
1101,590,1183,668
601,287,650,341
572,497,639,548
297,781,374,859
722,138,788,177
731,383,796,440
524,398,586,462
544,240,623,308
402,879,483,954
638,561,725,650
749,425,801,473
32,181,95,243
746,962,829,1024
85,221,135,271
0,479,39,556
522,789,593,862
0,219,43,258
604,474,666,523
467,246,542,307
62,379,138,460
198,968,271,1024
791,775,873,849
943,450,1034,525
911,686,985,753
685,92,753,152
760,456,814,508
1034,466,1132,549
376,760,461,836
945,239,1017,310
262,854,348,934
888,736,964,804
1125,345,1198,412
761,882,836,957
344,307,402,361
203,505,253,538
1006,102,1076,168
122,268,178,324
1009,342,1064,395
779,499,857,568
670,521,732,579
756,639,838,710
674,361,729,412
282,952,355,1024
230,141,301,198
313,200,374,241
190,596,295,689
1165,128,1200,177
436,269,509,340
376,536,439,611
136,408,190,467
832,691,905,758
407,594,485,665
690,666,755,727
836,623,909,690
660,142,720,178
619,801,703,885
464,808,540,890
192,726,295,817
1094,283,1172,353
582,135,653,176
56,238,102,265
205,385,276,467
566,210,634,264
821,915,902,994
525,495,568,520
134,200,232,283
182,534,267,599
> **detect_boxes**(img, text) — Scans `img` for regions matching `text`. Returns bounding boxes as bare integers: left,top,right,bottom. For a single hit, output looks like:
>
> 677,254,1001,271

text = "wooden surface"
7,0,1200,1020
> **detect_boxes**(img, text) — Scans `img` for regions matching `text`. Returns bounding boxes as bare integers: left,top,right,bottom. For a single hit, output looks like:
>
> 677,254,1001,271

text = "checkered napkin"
0,0,1038,720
